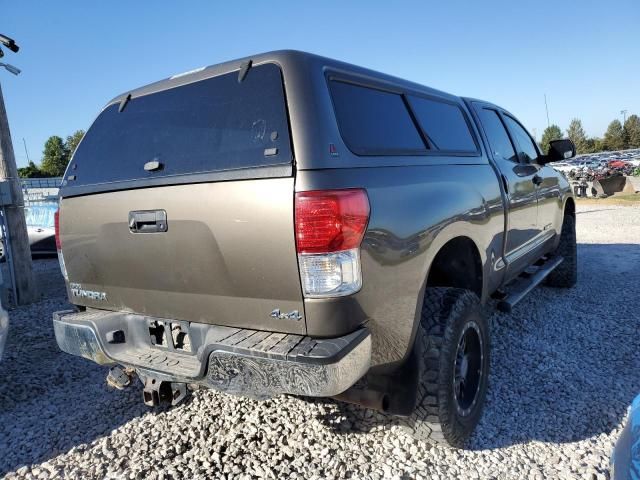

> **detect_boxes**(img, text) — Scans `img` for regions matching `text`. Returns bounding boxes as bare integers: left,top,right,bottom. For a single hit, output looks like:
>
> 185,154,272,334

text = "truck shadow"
0,260,153,476
314,243,640,450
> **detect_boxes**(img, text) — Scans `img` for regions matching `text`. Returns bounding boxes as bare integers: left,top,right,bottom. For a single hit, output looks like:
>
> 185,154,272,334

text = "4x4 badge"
270,309,303,321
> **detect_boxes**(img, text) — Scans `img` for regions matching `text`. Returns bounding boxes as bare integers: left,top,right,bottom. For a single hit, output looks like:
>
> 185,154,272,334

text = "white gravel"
1,203,639,479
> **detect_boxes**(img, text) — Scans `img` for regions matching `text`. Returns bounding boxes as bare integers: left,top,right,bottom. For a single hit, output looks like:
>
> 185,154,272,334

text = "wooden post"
0,81,38,304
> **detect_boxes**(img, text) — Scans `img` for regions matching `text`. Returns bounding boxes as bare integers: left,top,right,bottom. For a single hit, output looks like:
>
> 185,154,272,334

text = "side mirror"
541,138,576,164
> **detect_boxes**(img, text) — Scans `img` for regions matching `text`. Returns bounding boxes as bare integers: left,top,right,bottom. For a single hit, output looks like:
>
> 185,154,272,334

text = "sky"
1,0,639,167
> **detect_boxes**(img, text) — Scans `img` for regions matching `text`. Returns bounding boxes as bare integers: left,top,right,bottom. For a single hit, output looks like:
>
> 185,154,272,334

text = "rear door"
59,63,306,335
472,104,540,275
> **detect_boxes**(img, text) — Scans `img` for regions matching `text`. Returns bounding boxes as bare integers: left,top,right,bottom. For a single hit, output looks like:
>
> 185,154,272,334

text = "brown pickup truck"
53,50,577,447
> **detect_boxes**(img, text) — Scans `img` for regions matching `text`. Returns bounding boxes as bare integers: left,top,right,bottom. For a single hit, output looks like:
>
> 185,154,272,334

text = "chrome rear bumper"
53,309,370,398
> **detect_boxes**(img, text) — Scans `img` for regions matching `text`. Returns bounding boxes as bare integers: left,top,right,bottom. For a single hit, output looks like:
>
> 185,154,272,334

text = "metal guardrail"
20,177,62,205
20,177,62,189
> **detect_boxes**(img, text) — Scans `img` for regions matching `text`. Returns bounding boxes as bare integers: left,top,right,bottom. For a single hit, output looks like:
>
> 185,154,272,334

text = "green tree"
64,129,85,160
540,125,563,154
40,135,69,176
602,120,625,151
622,114,640,149
566,119,588,154
582,137,604,154
17,161,45,178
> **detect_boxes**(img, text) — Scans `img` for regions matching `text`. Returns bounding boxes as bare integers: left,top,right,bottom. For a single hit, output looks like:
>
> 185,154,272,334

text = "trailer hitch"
142,377,187,407
106,366,134,390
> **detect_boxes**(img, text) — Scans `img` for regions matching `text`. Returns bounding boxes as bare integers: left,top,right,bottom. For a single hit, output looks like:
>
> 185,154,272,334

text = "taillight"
295,189,369,298
54,208,68,280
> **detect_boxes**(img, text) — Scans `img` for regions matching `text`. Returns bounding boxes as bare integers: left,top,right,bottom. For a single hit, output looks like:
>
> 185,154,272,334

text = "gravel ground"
1,203,639,479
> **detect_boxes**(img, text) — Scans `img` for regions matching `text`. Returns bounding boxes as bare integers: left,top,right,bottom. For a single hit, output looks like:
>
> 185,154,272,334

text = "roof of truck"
106,49,461,108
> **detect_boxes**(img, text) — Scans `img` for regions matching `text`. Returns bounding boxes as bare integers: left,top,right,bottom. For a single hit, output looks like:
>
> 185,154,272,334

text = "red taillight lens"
54,209,61,250
295,189,370,254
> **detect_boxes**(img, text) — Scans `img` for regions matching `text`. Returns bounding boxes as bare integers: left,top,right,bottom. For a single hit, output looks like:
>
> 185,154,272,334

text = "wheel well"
426,237,483,298
565,197,575,218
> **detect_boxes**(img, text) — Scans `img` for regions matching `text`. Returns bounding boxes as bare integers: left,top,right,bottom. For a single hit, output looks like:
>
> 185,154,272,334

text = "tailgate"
59,179,305,334
58,61,306,335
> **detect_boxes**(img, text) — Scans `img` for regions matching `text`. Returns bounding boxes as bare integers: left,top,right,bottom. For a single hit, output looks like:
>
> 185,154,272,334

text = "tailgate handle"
129,210,167,233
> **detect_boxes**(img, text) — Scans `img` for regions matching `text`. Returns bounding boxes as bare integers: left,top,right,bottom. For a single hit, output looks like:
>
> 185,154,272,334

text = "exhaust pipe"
332,388,390,413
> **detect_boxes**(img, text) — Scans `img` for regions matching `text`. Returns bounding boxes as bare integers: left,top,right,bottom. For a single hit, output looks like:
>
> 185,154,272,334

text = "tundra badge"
69,283,108,301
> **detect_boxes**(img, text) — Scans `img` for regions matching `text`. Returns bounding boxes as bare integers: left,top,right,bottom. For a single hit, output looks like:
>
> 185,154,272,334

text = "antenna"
544,94,550,128
620,109,628,125
22,138,30,163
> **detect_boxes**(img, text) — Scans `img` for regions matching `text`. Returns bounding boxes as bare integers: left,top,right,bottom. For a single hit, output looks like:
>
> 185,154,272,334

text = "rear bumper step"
53,309,371,398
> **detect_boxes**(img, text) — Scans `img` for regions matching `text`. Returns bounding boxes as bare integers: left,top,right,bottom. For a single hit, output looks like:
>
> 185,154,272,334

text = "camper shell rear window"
62,63,292,196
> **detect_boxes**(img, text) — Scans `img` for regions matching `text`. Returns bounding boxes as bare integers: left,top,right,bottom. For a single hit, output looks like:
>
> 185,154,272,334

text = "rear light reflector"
295,189,369,298
298,248,362,297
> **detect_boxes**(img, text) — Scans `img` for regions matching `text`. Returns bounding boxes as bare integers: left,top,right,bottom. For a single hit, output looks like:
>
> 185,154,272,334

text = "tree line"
18,130,85,178
540,114,640,155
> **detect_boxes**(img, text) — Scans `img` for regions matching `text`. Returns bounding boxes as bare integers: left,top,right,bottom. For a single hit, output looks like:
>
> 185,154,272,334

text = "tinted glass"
330,81,426,155
478,109,518,162
68,63,291,189
408,96,477,152
503,116,539,163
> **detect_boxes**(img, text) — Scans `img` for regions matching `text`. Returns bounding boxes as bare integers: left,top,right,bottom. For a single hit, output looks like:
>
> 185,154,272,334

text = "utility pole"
620,109,628,125
0,34,37,304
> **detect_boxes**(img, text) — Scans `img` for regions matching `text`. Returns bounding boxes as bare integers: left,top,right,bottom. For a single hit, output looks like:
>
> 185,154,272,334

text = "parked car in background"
609,160,629,169
0,202,58,259
24,202,58,255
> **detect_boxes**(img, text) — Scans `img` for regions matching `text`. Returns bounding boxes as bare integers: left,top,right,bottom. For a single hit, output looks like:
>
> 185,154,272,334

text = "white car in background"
550,161,575,173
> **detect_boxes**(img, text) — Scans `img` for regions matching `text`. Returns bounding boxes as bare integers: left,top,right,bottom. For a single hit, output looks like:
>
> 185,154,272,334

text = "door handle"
532,175,543,186
129,210,167,233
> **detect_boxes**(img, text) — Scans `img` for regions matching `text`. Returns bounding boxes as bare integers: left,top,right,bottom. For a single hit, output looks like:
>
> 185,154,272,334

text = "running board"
497,256,564,313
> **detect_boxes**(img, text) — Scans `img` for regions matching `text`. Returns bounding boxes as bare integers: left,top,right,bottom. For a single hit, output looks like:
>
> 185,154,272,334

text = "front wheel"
405,287,490,448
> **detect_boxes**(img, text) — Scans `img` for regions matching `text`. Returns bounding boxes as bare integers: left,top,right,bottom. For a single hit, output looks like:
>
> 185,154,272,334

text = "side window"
407,96,478,152
503,116,539,163
329,80,426,155
477,108,518,162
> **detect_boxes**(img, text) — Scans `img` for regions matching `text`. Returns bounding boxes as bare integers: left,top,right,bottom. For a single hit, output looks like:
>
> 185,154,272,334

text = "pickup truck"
53,50,577,448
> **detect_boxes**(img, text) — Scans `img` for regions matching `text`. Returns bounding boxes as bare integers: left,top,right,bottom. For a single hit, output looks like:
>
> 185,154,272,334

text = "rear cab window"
63,63,292,196
328,79,479,157
406,96,478,153
329,81,426,155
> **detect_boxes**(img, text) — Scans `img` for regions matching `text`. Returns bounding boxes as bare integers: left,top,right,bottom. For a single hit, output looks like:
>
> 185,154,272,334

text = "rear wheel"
405,287,490,448
544,214,577,288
